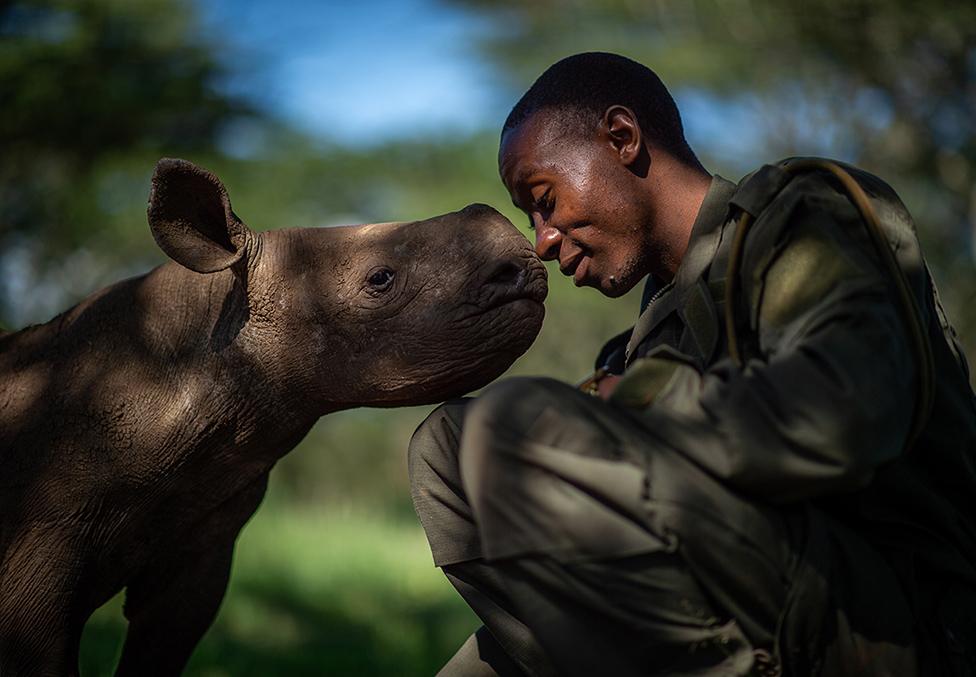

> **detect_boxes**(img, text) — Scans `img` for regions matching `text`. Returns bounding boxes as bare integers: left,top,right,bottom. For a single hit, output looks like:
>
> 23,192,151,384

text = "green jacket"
608,159,976,631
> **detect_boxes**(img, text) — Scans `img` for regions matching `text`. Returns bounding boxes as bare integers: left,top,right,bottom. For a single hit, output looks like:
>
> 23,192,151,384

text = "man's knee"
408,398,469,495
461,377,622,469
459,378,658,561
462,377,562,447
459,377,592,513
409,398,485,566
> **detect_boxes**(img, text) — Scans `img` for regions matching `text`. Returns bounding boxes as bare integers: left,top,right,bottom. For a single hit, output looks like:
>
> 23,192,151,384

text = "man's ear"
147,158,251,274
603,106,643,167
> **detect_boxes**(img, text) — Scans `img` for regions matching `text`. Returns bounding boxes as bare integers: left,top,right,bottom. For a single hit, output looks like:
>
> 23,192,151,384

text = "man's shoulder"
727,157,929,342
731,157,909,223
728,157,917,264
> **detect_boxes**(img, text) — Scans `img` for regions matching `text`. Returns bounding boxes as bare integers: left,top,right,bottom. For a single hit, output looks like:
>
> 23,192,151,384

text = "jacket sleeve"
633,184,920,503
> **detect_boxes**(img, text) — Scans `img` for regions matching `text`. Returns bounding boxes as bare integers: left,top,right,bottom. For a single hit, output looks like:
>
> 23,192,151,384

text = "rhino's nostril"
485,260,525,289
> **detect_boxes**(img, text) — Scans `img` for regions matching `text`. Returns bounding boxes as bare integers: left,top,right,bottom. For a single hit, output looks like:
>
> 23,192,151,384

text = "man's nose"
534,224,561,260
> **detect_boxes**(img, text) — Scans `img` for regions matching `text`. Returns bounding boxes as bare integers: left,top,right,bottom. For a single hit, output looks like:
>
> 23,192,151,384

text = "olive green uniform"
409,160,976,676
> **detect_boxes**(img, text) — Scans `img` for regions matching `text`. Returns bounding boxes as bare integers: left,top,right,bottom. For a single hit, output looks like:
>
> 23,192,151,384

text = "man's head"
499,52,707,296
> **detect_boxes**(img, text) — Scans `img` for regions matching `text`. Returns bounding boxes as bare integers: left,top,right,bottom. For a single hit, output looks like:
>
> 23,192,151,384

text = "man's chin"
572,262,637,297
593,272,637,298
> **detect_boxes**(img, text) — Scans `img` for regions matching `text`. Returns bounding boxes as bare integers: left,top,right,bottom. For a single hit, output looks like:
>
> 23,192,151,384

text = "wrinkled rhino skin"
0,159,547,675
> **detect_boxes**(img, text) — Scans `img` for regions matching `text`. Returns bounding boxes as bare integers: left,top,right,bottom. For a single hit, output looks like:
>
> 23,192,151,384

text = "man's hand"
576,368,621,399
597,374,621,399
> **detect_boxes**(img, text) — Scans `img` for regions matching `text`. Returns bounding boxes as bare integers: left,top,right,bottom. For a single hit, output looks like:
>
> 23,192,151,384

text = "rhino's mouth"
481,259,548,311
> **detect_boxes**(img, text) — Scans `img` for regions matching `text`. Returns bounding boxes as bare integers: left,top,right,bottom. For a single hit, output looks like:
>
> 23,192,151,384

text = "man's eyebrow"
506,166,545,208
510,166,533,186
501,154,539,190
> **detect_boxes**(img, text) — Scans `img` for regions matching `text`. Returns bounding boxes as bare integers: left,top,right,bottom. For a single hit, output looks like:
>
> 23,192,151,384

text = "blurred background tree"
0,0,255,322
1,0,973,674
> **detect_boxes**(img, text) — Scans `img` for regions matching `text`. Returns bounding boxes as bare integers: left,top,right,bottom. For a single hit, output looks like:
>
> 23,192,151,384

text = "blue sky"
200,0,508,142
198,0,767,168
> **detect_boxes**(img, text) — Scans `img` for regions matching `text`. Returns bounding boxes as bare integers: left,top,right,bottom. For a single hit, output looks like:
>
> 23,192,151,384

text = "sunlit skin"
499,105,712,298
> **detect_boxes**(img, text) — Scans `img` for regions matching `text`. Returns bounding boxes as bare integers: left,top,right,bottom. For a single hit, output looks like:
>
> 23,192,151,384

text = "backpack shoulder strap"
721,158,935,452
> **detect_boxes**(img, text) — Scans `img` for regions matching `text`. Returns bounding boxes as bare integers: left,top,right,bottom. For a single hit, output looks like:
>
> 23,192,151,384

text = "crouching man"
410,53,976,676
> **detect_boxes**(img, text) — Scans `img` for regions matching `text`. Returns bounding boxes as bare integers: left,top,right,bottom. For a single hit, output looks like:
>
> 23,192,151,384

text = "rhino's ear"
147,158,251,274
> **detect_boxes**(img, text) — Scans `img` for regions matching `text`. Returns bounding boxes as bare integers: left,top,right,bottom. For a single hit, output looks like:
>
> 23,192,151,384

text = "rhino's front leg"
0,528,88,677
114,476,268,676
115,539,233,676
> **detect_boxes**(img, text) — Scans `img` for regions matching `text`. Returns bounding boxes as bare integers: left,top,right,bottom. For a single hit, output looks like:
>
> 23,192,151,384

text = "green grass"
79,505,478,676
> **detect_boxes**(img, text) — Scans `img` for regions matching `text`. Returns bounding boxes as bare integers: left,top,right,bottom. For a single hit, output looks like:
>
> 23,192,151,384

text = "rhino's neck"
117,260,319,444
185,268,325,450
234,228,357,418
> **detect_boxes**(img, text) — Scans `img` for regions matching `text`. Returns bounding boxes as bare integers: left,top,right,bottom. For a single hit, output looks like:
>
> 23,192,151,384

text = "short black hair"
503,52,697,164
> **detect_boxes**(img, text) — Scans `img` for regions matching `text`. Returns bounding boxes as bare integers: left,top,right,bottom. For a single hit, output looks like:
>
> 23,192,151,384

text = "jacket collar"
625,175,737,362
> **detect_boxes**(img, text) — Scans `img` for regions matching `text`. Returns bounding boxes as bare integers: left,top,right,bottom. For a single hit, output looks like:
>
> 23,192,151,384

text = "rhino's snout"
481,253,548,308
484,259,525,289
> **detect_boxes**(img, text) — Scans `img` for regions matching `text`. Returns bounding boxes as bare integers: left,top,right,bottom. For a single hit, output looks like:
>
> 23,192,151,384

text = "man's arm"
633,185,920,503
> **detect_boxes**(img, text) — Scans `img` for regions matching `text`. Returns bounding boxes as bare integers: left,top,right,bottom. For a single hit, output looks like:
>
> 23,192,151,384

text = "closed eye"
520,189,554,231
535,189,554,212
534,189,555,224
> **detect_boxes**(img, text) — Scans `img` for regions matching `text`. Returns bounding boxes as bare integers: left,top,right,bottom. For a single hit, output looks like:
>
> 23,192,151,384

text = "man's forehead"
507,110,577,146
499,112,581,184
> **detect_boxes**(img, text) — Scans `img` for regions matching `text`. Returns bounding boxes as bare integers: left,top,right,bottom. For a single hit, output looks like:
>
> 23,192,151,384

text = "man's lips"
573,257,589,286
559,252,583,276
559,253,589,286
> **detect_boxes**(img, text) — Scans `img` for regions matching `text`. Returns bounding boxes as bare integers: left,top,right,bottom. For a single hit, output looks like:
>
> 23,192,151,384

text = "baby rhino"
0,159,547,676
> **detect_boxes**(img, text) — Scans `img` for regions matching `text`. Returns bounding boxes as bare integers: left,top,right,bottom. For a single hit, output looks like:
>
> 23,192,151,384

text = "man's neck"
646,156,712,282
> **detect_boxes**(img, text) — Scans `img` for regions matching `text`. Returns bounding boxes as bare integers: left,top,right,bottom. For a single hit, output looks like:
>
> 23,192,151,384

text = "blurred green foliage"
2,0,974,673
79,506,479,676
0,0,249,255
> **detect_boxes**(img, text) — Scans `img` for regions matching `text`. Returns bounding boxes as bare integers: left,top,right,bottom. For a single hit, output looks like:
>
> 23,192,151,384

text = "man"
409,52,976,676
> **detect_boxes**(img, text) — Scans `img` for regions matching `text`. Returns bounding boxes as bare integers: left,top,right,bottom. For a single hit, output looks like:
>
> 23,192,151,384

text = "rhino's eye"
366,267,396,291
